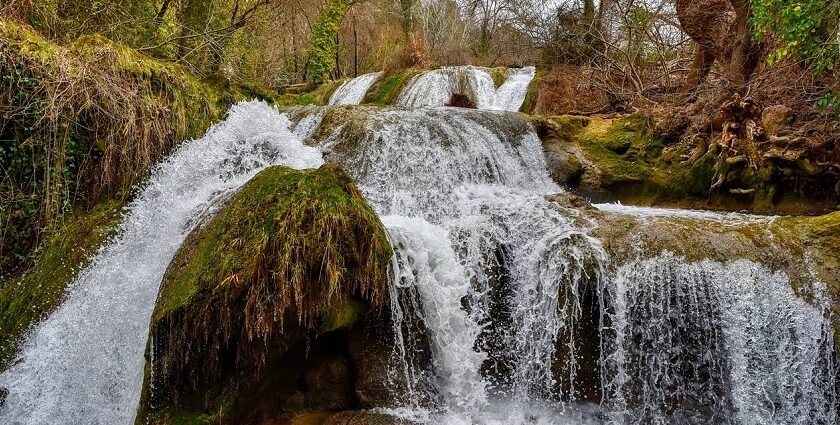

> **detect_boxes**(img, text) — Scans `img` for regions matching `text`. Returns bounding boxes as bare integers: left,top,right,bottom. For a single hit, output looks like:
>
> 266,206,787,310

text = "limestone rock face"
135,164,394,424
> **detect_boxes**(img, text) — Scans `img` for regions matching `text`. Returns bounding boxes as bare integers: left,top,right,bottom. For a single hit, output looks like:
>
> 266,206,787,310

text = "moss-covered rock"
0,200,123,370
533,114,838,215
0,20,276,277
136,164,393,424
362,69,420,105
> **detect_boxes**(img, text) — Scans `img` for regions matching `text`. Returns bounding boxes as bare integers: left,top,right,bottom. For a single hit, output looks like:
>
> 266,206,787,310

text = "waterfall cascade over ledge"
0,99,836,424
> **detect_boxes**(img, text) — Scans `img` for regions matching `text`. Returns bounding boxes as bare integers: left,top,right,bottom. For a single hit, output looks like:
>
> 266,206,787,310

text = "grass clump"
0,200,123,370
490,67,509,88
0,20,237,276
139,164,391,418
362,69,420,105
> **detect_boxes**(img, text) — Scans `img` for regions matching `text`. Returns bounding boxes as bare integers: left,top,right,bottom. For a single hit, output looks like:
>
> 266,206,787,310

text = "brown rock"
761,105,792,136
323,411,413,425
347,319,405,408
303,355,355,410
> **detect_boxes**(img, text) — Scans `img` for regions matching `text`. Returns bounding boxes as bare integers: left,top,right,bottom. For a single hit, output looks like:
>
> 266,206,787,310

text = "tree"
679,0,839,92
306,0,357,84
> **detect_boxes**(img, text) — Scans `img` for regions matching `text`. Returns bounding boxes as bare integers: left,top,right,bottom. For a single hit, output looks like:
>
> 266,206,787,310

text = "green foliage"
305,0,354,84
817,92,840,120
752,0,840,73
0,20,239,276
361,69,420,105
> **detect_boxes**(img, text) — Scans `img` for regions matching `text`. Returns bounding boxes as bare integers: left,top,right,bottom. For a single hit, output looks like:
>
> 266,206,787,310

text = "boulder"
135,164,393,424
761,104,793,136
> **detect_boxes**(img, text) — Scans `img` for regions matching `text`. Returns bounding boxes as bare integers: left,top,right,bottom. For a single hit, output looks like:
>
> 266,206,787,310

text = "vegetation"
137,164,391,422
533,114,835,215
0,21,235,276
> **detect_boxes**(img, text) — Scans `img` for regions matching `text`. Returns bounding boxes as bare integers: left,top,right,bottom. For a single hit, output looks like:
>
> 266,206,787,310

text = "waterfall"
328,71,383,106
0,102,324,424
491,67,537,112
602,254,837,424
320,108,608,422
2,96,837,424
396,67,535,112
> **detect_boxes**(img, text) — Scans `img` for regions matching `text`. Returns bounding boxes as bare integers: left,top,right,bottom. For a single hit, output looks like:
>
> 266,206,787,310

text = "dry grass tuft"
0,20,228,275
146,164,392,405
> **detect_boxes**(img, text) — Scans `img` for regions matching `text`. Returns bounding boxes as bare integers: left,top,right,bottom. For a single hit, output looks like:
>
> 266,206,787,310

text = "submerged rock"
135,164,393,424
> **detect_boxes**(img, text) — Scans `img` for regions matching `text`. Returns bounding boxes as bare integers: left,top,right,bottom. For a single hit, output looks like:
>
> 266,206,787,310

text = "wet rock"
761,105,793,136
303,355,355,410
347,316,409,408
323,411,412,425
135,164,393,424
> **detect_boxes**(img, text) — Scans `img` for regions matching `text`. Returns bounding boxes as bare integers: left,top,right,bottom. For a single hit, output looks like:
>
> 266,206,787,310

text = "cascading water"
0,102,324,424
2,94,837,424
602,253,837,424
318,107,837,423
328,71,383,106
396,66,535,112
491,67,536,112
319,107,609,423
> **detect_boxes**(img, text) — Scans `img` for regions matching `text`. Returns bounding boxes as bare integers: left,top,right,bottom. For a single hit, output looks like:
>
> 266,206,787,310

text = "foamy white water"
491,67,536,112
2,93,836,425
328,71,383,106
603,254,837,424
0,102,323,424
322,107,608,422
396,66,535,112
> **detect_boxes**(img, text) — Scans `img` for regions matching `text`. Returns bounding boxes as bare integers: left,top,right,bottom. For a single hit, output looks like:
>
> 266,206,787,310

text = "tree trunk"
726,0,758,87
683,45,716,92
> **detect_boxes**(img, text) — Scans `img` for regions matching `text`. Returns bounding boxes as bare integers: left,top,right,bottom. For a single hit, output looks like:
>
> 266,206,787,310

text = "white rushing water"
321,107,608,422
2,95,837,424
397,66,535,112
602,254,837,424
328,71,383,106
0,102,324,424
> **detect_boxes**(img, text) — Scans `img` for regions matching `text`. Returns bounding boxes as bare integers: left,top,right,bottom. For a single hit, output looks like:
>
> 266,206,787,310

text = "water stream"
0,102,324,424
397,66,536,111
328,71,383,106
0,95,836,424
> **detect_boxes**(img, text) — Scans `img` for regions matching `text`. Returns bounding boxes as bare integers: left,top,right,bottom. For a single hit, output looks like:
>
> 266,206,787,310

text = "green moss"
362,69,420,105
0,200,123,370
275,80,345,106
320,298,368,333
520,67,546,114
490,67,508,89
137,164,392,422
0,20,251,275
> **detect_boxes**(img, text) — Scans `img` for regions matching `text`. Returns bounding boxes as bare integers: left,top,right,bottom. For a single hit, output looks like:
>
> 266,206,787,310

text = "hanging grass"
142,164,392,414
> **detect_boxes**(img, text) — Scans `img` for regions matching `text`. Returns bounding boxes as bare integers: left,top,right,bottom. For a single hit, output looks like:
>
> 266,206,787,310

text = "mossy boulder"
362,69,421,105
136,164,393,424
533,114,838,215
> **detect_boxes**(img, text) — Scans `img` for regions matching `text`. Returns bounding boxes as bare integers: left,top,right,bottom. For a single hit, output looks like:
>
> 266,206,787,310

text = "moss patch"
362,69,420,105
0,20,268,276
534,113,833,214
490,67,509,89
0,200,123,370
137,164,392,423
